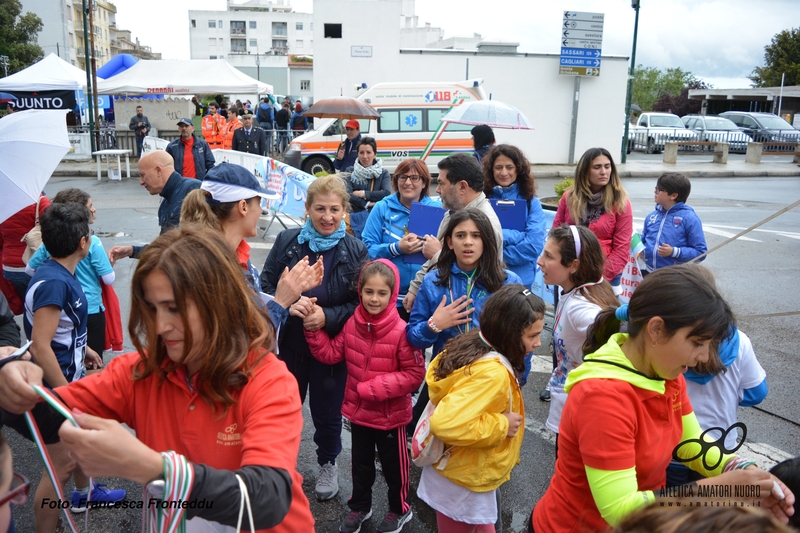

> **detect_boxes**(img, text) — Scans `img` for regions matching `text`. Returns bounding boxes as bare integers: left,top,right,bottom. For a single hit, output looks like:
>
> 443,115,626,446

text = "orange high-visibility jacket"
223,119,242,150
202,114,227,147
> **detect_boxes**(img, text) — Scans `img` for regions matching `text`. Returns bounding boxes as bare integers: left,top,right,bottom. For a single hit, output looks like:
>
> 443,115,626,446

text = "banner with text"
213,150,316,218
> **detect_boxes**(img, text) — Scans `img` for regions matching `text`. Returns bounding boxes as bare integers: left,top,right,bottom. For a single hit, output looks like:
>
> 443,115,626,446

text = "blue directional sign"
559,10,604,76
560,57,602,67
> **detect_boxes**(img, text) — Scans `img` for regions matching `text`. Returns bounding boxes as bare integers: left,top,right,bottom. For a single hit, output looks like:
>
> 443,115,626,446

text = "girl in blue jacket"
483,144,547,287
406,208,522,359
361,158,441,318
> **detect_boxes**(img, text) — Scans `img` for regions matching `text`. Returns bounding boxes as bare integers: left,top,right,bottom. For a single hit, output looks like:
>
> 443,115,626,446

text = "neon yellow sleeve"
585,466,655,526
675,412,735,477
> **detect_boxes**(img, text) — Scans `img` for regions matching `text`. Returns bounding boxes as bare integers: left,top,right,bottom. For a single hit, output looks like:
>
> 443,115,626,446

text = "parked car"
682,114,752,153
719,111,800,146
630,112,698,154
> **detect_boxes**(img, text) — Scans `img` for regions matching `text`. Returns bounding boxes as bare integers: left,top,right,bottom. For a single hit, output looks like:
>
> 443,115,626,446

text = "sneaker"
539,386,551,402
339,509,372,533
377,509,413,533
315,462,339,501
70,483,127,513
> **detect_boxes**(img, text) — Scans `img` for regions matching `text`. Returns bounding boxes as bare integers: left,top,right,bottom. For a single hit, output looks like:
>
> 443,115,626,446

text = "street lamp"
621,0,640,163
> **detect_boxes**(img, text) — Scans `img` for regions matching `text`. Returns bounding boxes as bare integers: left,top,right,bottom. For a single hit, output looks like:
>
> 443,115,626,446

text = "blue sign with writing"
560,47,602,58
559,57,601,67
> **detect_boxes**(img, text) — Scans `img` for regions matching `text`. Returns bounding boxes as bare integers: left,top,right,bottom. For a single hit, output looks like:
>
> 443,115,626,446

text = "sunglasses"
396,175,422,183
0,473,30,507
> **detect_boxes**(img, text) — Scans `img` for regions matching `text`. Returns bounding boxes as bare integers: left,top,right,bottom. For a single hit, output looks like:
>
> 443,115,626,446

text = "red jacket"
1,196,50,269
553,190,633,281
305,259,424,430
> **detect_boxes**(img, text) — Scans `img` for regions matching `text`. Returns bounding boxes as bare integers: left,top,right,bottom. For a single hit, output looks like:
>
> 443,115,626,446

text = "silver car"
682,115,752,153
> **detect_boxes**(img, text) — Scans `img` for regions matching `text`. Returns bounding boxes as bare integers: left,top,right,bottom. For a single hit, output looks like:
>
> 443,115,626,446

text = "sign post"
559,11,604,164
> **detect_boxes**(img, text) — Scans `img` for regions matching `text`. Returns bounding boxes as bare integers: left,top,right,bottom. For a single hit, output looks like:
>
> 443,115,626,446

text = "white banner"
142,135,169,154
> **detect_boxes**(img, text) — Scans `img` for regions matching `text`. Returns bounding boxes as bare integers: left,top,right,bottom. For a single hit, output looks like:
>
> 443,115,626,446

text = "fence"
67,127,182,157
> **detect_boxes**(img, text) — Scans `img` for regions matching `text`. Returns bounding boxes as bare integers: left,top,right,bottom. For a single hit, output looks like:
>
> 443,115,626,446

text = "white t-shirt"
685,330,766,450
546,291,602,433
417,465,497,525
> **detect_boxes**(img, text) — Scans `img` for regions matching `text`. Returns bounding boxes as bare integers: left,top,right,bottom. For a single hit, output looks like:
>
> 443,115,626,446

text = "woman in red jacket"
553,147,632,295
305,258,424,533
1,195,51,301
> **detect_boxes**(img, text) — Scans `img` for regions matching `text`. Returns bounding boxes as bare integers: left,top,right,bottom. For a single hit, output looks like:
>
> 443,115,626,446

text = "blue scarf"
684,327,740,385
297,218,347,252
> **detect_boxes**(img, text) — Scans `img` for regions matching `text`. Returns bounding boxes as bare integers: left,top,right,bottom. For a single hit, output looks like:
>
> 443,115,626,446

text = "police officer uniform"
232,111,269,156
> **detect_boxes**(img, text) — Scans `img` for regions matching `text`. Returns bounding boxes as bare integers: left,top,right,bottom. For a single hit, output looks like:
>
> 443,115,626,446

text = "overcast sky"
109,0,797,89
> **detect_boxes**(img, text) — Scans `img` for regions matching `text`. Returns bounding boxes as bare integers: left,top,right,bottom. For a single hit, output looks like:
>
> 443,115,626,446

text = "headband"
569,225,582,258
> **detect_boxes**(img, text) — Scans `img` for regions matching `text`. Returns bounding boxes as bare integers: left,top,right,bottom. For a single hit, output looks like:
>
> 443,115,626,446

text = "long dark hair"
583,264,734,357
548,225,618,308
482,144,536,201
435,208,506,292
567,147,628,223
434,284,545,379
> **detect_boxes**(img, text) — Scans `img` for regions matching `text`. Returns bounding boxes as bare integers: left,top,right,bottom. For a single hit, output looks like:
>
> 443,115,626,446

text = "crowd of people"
0,128,796,533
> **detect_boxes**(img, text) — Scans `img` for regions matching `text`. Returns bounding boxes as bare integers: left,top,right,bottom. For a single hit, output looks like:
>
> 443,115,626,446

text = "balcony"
230,28,246,36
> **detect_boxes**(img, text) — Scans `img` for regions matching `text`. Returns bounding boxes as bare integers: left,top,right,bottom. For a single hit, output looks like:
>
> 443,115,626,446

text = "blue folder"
490,199,527,231
404,202,447,264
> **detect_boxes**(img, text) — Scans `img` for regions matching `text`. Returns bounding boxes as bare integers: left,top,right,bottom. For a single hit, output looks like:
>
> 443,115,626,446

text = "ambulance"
284,79,487,175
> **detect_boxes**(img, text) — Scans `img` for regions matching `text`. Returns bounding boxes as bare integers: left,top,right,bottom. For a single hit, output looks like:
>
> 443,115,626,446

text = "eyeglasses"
0,473,30,507
396,175,422,183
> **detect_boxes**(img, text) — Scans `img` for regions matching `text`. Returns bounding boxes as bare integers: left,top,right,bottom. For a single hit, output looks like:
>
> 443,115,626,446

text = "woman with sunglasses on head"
362,158,441,320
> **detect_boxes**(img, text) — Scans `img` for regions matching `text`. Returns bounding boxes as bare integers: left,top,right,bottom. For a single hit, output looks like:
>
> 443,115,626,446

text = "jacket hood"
491,182,519,199
654,202,695,215
355,258,401,330
427,352,515,405
565,333,666,395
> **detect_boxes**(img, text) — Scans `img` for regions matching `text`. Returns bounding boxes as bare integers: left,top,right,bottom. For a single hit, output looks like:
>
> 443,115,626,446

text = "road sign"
559,66,600,77
559,10,604,77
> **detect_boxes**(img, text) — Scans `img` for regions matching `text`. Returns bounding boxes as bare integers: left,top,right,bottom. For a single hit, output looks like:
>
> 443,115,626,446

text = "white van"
284,79,487,175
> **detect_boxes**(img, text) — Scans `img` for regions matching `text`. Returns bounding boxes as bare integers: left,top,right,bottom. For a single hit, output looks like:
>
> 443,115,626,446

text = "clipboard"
490,199,526,231
404,202,447,264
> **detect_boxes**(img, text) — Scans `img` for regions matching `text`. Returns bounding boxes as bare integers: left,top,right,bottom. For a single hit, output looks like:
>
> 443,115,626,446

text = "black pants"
280,350,347,466
87,311,106,360
348,423,410,515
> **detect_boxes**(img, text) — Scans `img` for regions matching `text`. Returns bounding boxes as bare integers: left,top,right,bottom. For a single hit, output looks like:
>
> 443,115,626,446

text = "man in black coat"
232,111,268,156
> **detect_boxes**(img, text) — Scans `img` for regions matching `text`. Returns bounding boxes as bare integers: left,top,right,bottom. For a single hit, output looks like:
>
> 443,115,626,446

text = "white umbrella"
440,100,534,130
0,110,70,223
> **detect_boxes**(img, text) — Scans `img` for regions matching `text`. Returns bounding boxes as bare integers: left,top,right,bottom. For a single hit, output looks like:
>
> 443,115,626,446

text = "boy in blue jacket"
641,172,707,273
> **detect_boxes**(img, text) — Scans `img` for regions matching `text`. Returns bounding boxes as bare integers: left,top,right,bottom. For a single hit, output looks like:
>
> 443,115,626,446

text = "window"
310,23,313,31
250,39,257,47
379,110,422,132
296,40,303,48
231,38,247,53
300,80,310,91
219,20,223,28
272,22,287,36
231,21,246,35
209,38,217,48
210,55,217,59
208,20,216,28
249,21,257,29
272,39,287,49
324,23,342,38
296,22,303,31
426,109,472,131
191,19,196,28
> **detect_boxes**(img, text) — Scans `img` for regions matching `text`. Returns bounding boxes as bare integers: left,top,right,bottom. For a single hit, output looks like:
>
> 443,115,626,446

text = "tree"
631,65,699,112
652,80,712,116
0,0,44,76
749,28,800,87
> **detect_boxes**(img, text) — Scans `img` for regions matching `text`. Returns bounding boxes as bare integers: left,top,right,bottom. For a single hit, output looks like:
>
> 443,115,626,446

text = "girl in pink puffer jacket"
305,258,424,533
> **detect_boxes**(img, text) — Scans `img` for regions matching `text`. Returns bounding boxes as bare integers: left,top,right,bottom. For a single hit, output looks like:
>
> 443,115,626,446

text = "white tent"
0,53,87,91
96,59,273,95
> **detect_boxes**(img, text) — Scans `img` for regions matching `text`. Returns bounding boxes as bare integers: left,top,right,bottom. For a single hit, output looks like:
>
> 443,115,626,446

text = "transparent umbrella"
440,100,533,130
0,110,70,223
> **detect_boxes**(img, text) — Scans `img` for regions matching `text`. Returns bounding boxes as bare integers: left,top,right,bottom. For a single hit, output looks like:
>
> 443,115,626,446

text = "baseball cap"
345,119,360,129
176,118,193,126
201,162,280,201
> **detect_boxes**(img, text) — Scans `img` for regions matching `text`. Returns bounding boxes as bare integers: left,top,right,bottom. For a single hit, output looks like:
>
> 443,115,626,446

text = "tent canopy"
0,53,87,91
96,59,273,95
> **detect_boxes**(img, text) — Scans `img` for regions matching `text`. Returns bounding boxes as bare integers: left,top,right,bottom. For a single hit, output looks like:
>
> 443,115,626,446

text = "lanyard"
552,278,605,336
449,269,478,334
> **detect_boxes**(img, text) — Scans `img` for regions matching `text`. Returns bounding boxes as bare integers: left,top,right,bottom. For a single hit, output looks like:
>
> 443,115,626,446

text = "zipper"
652,205,673,269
